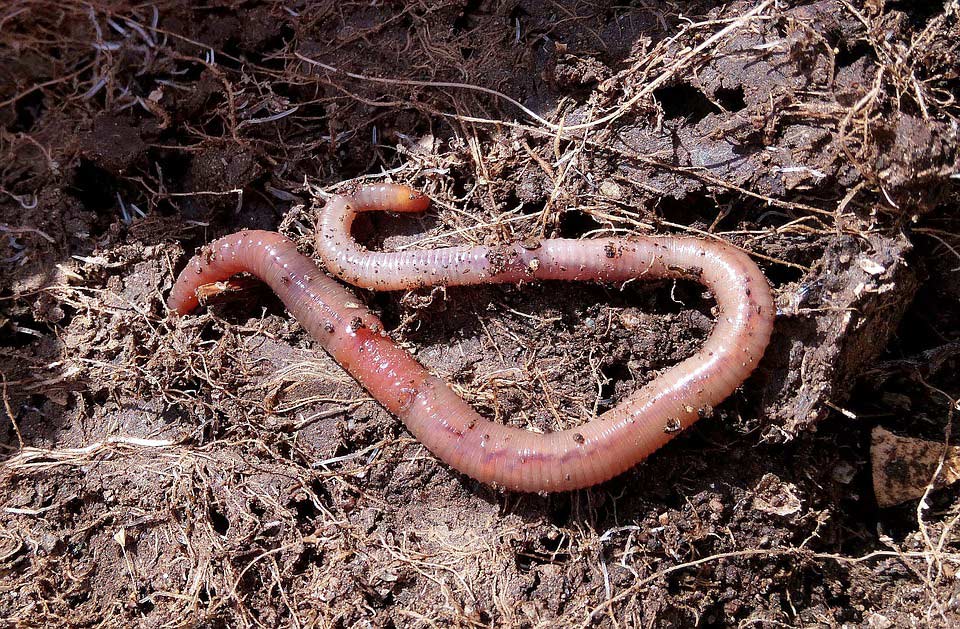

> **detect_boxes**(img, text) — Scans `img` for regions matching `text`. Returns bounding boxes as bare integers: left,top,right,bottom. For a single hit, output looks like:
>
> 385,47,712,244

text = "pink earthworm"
169,184,774,492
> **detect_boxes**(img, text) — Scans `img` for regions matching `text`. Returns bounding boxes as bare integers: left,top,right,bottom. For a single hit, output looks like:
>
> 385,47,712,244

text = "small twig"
1,374,24,450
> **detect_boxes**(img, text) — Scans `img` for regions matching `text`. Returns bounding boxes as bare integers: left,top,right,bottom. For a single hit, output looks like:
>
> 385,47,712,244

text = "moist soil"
2,1,959,627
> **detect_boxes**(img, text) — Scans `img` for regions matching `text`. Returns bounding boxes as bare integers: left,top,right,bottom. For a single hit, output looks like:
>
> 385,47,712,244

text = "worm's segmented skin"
169,184,775,492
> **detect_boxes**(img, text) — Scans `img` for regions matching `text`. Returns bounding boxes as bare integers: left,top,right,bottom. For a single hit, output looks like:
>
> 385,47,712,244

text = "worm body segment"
169,184,774,492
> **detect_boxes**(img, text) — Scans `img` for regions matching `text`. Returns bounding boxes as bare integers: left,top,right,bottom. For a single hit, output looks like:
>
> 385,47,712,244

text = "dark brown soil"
2,1,959,626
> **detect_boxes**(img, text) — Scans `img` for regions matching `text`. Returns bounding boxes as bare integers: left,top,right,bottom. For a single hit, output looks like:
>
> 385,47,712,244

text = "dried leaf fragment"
871,427,960,508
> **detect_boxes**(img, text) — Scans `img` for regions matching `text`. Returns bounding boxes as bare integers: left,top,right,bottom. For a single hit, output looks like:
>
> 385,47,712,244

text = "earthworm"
169,184,774,492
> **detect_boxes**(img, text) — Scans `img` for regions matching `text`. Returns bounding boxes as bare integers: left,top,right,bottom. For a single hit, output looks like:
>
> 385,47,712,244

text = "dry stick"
1,374,23,450
3,437,177,471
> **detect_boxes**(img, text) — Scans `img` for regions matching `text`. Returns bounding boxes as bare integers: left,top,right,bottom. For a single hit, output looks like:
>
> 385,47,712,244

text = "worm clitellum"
169,184,774,492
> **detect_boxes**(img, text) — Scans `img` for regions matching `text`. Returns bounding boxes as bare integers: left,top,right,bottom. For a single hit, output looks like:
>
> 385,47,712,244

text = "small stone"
599,180,623,200
831,461,857,485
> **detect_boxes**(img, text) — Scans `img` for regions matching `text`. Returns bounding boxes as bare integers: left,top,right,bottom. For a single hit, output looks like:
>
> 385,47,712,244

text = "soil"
2,1,959,627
